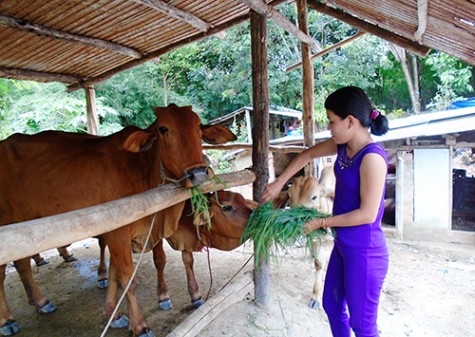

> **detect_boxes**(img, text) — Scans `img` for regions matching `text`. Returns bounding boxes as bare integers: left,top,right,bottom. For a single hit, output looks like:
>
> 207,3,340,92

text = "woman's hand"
261,179,283,203
303,218,324,235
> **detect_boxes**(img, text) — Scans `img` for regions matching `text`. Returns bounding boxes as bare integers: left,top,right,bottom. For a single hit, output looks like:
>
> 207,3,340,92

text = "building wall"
413,148,451,228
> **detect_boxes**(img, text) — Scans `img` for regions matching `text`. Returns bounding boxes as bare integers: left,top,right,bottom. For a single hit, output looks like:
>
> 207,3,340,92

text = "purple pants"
322,243,389,337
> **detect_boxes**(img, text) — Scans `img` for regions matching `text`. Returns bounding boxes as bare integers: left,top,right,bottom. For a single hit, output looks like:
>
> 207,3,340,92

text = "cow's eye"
222,205,233,212
159,126,168,135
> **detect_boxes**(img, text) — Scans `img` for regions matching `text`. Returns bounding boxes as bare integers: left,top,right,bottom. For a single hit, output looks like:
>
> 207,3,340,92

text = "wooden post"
250,10,271,308
85,86,98,135
297,0,316,178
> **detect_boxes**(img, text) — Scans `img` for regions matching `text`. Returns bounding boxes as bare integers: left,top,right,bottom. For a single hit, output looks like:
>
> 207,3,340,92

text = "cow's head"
288,176,332,213
198,190,256,250
121,104,236,188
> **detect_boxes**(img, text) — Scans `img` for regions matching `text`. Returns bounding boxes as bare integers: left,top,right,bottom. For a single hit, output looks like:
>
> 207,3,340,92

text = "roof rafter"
133,0,211,32
0,13,142,59
307,0,431,57
66,12,251,91
414,0,428,42
65,0,287,91
0,66,80,83
286,30,367,72
240,0,321,51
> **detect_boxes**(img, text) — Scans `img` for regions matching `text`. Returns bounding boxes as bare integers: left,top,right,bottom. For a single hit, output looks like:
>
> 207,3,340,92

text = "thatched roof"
0,0,473,91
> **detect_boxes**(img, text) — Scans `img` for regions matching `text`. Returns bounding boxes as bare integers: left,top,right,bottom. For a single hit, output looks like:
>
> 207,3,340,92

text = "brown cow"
90,190,255,309
0,104,235,337
155,190,255,309
288,166,335,309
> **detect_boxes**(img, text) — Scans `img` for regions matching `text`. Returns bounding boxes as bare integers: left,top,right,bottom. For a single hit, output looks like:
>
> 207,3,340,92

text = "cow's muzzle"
184,166,215,188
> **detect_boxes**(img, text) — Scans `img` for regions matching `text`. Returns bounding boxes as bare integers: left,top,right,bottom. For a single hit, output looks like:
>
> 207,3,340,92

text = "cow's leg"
97,237,108,289
152,240,172,310
181,251,204,308
13,258,57,314
0,264,20,336
57,246,77,263
309,238,324,309
31,254,49,266
105,235,153,337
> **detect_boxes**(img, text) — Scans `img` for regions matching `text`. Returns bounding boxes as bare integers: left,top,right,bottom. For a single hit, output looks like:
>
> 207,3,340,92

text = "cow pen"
0,170,255,266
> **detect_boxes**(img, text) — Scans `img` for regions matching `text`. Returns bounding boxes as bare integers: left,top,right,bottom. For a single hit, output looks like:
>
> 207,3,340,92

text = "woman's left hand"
303,219,319,235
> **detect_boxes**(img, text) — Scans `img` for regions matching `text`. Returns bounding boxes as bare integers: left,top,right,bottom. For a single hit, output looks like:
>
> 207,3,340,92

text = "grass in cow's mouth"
190,186,212,229
242,202,330,266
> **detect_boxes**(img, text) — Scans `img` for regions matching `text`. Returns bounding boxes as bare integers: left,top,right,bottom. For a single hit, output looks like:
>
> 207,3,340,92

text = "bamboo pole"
286,31,367,72
0,170,255,266
85,86,98,135
297,0,316,178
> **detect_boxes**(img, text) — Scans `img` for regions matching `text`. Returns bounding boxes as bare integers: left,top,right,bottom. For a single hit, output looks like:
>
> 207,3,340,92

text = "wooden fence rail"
0,170,256,265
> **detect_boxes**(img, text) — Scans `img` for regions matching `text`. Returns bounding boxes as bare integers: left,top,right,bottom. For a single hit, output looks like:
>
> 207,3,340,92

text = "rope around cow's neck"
99,213,157,337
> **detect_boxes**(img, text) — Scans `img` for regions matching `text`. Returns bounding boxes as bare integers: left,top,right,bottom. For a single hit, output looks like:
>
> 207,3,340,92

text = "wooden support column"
85,86,98,135
297,0,316,178
250,10,271,308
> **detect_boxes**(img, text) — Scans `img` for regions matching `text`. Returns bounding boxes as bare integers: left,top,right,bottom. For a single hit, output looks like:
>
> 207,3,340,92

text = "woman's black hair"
324,86,389,136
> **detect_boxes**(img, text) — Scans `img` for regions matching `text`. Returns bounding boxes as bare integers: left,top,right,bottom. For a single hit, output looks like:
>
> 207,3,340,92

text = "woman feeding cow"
262,86,390,337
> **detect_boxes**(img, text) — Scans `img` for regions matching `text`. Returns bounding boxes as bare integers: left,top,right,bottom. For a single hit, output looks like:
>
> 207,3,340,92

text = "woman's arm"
262,138,337,203
304,152,387,231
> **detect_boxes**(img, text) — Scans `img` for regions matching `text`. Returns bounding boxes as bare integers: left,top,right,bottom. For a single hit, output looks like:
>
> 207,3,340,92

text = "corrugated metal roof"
270,106,475,145
0,0,474,90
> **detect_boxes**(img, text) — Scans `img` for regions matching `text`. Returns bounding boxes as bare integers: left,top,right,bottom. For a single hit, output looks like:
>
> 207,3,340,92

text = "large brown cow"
288,166,335,309
0,104,236,337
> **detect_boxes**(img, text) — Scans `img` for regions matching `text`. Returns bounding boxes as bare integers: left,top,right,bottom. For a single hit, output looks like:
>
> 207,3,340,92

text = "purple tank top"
332,142,388,248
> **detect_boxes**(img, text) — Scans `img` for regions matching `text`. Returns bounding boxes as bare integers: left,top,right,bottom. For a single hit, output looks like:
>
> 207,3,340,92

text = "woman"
262,86,389,337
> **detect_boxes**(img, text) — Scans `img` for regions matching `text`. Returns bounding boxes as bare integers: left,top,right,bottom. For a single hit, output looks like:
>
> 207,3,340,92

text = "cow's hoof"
0,320,20,336
37,300,57,314
138,328,156,337
191,298,205,308
110,313,129,329
308,299,321,309
35,258,49,266
62,255,77,263
158,299,173,311
97,278,108,289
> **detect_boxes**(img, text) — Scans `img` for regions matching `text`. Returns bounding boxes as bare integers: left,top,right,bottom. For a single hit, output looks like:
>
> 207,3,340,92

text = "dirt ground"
3,236,475,337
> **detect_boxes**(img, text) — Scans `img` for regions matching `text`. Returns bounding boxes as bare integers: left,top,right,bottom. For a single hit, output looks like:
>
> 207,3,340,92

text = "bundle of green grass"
242,202,330,265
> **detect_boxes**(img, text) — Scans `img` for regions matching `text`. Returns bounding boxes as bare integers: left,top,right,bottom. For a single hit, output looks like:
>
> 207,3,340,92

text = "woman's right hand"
261,179,283,204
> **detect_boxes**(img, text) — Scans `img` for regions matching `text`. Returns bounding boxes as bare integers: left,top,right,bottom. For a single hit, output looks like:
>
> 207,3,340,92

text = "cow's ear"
121,131,156,153
201,124,237,144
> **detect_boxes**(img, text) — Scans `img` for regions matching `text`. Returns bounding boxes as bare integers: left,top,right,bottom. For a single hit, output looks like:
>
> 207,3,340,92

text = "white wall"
413,148,451,228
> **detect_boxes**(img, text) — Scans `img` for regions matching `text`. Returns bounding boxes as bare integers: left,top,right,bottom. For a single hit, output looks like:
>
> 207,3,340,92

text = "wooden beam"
133,0,210,32
0,170,255,266
287,30,367,72
414,0,428,42
203,143,307,153
167,271,253,337
0,66,80,83
307,0,431,57
241,0,320,51
0,13,142,59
